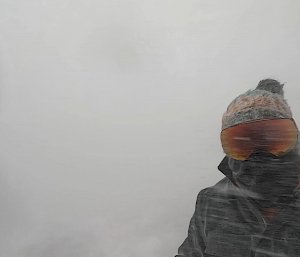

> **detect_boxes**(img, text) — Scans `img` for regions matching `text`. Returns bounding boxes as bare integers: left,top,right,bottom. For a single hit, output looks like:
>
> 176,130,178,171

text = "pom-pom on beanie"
222,79,293,130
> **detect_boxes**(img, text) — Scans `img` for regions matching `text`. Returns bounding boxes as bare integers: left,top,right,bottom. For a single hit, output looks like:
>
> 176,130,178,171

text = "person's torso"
203,178,300,257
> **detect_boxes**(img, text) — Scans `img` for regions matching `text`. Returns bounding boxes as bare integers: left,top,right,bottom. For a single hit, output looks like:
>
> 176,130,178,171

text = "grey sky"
1,0,300,256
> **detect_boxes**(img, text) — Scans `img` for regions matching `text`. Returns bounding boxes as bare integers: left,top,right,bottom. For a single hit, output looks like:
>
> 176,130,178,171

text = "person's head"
220,79,300,208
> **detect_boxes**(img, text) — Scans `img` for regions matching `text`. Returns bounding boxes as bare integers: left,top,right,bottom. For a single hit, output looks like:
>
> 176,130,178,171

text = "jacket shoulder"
194,178,237,215
196,177,235,200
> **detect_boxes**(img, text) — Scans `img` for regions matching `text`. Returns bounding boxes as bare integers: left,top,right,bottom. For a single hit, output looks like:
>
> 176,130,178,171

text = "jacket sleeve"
175,188,209,257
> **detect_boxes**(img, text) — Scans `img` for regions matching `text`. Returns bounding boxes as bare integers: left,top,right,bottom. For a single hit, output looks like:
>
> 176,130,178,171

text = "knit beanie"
222,79,293,130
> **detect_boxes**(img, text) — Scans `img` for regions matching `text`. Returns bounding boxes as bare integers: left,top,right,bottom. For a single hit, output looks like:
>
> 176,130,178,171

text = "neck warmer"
220,149,300,209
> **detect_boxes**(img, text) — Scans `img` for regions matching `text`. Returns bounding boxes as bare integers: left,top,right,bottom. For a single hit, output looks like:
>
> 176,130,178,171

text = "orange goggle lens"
221,118,299,161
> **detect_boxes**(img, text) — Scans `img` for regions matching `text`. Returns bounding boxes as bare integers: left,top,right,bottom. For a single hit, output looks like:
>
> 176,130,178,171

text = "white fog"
0,0,300,256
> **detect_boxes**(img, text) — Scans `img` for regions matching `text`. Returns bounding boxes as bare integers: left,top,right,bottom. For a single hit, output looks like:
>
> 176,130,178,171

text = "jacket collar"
218,156,300,217
218,156,239,187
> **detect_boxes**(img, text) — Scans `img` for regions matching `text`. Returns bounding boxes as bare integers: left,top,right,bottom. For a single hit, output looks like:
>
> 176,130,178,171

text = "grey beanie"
222,79,293,130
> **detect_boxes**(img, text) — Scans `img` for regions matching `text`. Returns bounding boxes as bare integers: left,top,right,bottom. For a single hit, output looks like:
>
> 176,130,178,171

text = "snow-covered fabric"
175,155,300,257
222,79,293,130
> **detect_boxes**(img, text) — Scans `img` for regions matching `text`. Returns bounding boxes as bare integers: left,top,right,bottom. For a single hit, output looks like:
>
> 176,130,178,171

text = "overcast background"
1,0,300,256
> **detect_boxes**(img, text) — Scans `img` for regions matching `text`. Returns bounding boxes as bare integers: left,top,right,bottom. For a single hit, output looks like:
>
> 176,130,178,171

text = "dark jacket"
175,157,300,257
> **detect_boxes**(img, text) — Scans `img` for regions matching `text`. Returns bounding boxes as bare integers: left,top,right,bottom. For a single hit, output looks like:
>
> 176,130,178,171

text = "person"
175,79,300,257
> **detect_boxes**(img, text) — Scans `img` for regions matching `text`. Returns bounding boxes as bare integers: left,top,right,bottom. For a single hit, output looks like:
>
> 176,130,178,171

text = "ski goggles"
221,118,299,161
